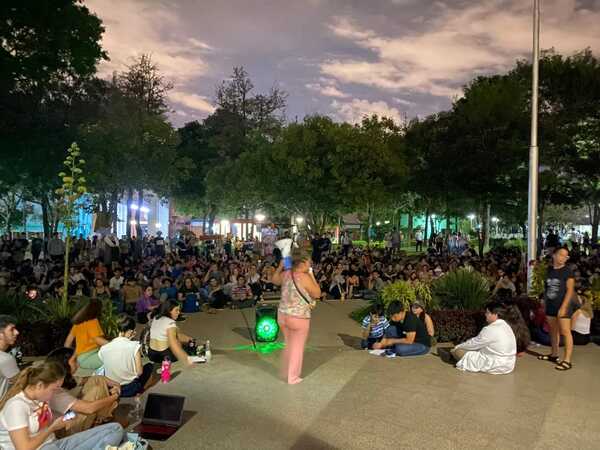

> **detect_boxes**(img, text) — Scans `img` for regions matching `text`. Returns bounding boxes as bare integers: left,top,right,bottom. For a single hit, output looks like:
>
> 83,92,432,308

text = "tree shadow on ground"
337,333,362,349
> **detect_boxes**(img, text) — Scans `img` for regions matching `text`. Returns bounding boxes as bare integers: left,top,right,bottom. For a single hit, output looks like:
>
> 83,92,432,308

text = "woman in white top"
147,300,195,367
0,361,123,450
571,294,593,346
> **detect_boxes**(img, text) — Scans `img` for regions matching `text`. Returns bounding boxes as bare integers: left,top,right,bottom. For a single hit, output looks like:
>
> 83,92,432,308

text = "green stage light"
256,315,279,342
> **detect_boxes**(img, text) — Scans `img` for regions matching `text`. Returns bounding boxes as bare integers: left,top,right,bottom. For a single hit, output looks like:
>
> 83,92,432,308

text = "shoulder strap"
290,272,312,305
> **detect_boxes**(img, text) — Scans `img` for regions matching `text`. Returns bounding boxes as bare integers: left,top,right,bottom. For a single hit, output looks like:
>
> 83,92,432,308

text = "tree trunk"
110,192,119,234
135,192,142,238
408,213,414,242
477,204,486,257
424,208,430,245
484,203,491,249
126,188,133,238
589,203,599,244
41,195,50,238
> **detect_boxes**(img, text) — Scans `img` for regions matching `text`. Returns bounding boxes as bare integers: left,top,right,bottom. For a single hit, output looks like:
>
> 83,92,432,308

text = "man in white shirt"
99,315,157,397
441,301,517,375
0,315,20,398
415,229,424,252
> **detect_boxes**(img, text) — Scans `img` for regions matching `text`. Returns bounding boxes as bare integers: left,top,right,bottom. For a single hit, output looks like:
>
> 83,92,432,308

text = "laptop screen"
142,394,185,427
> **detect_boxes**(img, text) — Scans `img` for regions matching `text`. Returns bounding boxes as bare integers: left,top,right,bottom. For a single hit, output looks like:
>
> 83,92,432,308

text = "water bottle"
204,340,212,363
161,357,171,383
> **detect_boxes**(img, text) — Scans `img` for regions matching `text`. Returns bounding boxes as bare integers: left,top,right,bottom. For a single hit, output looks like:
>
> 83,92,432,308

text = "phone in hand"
62,410,76,421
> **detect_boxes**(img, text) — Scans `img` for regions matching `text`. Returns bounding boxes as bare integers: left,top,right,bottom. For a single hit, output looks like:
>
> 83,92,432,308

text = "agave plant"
99,299,120,339
530,262,548,298
432,267,490,310
41,297,80,323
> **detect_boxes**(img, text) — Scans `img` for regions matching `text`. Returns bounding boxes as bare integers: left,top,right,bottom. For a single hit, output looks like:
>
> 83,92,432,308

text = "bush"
504,239,526,252
380,280,416,310
430,309,486,344
432,267,490,310
0,294,46,324
530,262,547,299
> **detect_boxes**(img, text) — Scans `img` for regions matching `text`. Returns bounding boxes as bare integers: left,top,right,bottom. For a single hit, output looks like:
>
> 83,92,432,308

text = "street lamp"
376,221,381,226
295,217,304,224
255,213,266,222
384,220,390,225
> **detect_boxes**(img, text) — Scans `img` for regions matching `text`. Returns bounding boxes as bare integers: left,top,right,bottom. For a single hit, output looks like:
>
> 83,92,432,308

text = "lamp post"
527,0,540,292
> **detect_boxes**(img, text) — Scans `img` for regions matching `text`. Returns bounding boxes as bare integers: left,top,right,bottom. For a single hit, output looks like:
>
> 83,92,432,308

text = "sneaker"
384,350,397,358
368,349,386,356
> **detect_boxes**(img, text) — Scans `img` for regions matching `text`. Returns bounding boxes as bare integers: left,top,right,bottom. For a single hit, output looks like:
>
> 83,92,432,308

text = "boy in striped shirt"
361,304,389,349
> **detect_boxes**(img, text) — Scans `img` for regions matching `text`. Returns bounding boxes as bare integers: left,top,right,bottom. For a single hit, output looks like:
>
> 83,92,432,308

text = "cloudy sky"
87,0,600,127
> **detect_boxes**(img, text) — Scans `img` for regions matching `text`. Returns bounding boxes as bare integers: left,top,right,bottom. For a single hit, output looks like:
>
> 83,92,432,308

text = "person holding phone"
0,360,123,450
272,248,321,385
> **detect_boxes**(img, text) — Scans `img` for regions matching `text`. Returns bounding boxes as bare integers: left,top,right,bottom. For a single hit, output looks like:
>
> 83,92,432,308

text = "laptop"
138,393,186,441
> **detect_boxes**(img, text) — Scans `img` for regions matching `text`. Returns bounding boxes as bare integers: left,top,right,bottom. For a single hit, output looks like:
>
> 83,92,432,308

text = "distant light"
467,214,476,220
255,214,266,222
384,220,390,224
140,221,148,225
130,204,139,210
296,217,304,224
376,221,381,226
221,219,230,226
431,214,436,219
155,223,162,228
140,206,150,213
492,217,499,223
130,220,137,225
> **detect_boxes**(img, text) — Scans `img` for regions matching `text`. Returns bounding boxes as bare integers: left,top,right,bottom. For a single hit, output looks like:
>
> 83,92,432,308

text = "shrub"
530,262,547,299
432,267,490,310
100,298,119,339
0,294,46,324
380,280,416,310
430,309,486,344
504,239,526,252
41,297,81,322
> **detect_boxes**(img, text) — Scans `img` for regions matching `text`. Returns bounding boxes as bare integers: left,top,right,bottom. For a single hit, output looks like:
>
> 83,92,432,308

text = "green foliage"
503,239,526,252
99,299,119,339
530,262,548,298
41,297,80,323
0,294,46,324
380,280,416,310
412,281,437,310
432,268,490,310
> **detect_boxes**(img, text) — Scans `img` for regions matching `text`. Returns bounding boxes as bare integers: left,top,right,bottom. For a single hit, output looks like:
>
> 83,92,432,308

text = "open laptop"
138,393,186,441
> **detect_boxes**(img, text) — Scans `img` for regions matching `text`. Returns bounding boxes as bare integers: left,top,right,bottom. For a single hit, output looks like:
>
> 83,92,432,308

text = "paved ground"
130,299,600,450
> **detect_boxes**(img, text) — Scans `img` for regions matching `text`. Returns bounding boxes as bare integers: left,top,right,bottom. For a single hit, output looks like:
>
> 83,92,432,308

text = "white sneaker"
368,349,386,356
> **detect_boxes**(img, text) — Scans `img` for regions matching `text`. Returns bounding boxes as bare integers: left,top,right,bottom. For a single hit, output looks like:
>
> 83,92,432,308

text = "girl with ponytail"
0,361,123,450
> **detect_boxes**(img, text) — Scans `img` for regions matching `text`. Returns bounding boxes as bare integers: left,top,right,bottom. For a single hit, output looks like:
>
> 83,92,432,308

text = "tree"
55,143,87,305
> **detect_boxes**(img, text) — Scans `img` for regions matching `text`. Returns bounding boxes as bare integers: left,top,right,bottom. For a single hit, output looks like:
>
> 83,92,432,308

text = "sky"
86,0,600,127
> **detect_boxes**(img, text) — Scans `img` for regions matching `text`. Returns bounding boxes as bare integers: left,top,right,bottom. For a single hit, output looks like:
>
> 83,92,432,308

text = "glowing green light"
255,316,279,342
234,342,285,354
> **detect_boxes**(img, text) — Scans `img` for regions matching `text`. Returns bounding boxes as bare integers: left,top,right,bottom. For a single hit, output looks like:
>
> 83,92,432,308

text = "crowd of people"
0,227,597,446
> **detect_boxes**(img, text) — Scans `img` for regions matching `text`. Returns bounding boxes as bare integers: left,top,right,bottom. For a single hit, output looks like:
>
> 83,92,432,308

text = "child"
361,304,389,349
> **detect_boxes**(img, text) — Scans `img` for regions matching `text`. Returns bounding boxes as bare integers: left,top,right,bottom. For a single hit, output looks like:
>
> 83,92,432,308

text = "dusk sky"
87,0,600,127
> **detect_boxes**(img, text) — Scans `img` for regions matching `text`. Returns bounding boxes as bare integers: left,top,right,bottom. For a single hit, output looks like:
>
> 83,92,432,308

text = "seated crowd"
0,228,596,445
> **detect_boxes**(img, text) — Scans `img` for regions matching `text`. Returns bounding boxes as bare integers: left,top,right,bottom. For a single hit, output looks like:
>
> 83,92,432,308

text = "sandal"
555,361,572,371
537,354,559,363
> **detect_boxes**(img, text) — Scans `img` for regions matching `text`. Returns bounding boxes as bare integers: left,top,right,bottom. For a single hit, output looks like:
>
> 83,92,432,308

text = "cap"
412,300,425,309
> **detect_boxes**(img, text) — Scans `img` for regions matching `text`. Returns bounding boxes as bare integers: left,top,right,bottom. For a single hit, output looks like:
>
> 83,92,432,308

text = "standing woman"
538,247,576,371
272,248,321,385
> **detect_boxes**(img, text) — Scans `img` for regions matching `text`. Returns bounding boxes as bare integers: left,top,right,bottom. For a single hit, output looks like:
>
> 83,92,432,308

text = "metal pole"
527,0,540,292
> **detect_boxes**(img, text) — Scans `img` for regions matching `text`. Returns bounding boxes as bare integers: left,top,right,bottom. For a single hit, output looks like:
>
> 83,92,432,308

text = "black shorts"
545,300,578,318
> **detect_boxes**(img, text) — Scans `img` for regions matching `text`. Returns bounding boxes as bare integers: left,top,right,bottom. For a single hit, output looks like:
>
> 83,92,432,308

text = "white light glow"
296,217,304,224
384,220,390,224
467,214,476,220
491,217,499,223
431,214,437,219
155,223,162,228
376,221,381,226
130,220,137,225
221,219,230,226
140,206,150,213
255,214,266,222
130,204,139,210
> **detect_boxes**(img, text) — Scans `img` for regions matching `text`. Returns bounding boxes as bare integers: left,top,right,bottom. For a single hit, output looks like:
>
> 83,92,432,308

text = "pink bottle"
161,357,171,383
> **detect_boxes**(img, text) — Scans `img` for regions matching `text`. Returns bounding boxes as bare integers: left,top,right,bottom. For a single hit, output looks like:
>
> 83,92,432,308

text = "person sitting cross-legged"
440,301,517,375
372,301,431,357
99,314,159,398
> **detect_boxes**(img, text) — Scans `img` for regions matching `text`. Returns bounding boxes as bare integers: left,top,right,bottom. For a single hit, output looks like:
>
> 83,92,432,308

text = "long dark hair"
72,298,103,324
496,299,531,353
154,299,180,320
46,347,77,390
